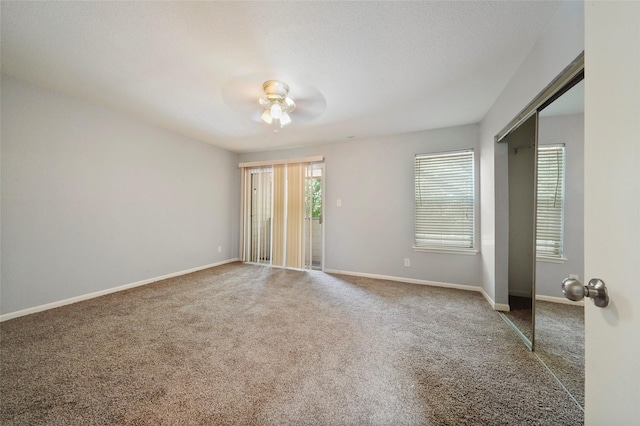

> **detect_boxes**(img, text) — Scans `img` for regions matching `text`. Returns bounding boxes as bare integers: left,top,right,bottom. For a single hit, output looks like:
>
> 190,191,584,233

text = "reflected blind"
536,145,565,257
415,149,474,249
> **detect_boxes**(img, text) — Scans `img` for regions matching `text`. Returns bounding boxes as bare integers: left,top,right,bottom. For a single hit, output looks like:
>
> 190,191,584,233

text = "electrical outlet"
217,246,222,253
404,258,411,267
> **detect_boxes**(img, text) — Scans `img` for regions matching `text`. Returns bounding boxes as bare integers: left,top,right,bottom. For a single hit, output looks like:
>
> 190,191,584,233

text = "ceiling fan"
221,75,327,128
259,80,295,127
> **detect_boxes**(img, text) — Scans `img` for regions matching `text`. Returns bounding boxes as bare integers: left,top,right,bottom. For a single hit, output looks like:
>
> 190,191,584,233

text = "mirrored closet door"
535,79,585,407
495,54,584,409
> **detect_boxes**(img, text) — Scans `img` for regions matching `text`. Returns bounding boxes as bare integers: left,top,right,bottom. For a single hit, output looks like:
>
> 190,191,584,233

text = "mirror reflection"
535,80,585,407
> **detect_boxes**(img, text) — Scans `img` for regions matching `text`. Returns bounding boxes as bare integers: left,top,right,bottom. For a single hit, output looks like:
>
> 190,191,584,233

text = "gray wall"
1,74,239,315
239,124,483,287
536,113,584,298
480,1,584,305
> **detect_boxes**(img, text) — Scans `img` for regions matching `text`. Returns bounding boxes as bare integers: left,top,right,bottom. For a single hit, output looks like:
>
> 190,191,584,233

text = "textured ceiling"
1,1,563,153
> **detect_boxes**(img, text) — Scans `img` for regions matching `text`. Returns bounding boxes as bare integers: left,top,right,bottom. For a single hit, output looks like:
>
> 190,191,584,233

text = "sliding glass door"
241,161,323,270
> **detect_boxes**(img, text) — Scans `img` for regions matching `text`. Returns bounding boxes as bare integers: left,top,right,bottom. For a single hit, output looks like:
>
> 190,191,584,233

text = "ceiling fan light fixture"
259,80,297,129
260,109,273,124
284,97,295,109
270,102,283,119
280,111,291,127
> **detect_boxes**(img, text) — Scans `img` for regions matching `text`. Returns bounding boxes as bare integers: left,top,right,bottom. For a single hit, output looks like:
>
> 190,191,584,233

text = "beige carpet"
1,262,582,425
535,301,584,407
498,297,584,408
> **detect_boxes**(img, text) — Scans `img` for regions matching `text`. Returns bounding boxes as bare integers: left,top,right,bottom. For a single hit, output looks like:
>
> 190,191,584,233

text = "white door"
584,2,640,424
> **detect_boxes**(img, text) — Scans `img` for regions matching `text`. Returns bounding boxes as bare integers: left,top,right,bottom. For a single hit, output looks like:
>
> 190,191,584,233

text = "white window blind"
415,149,475,250
536,145,565,258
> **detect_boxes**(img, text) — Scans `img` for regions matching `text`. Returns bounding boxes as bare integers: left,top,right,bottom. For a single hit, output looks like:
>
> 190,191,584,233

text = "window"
414,149,475,251
536,145,565,258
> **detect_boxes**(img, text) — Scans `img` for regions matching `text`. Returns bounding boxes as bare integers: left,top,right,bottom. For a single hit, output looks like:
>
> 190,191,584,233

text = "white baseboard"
324,268,512,312
536,294,584,306
0,258,240,322
479,287,511,311
323,268,479,292
6,261,561,322
500,292,584,308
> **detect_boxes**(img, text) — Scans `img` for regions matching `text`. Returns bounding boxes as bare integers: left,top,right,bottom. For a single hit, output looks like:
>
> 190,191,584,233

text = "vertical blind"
271,165,286,266
246,167,273,264
536,145,565,257
415,149,475,249
284,163,305,268
241,161,317,269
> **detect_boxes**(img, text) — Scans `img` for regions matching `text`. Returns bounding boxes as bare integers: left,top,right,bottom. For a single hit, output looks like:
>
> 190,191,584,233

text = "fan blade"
293,95,327,122
221,74,267,122
288,83,327,122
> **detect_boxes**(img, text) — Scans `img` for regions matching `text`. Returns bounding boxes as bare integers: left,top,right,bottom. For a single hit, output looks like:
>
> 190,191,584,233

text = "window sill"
413,246,479,256
537,256,567,264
